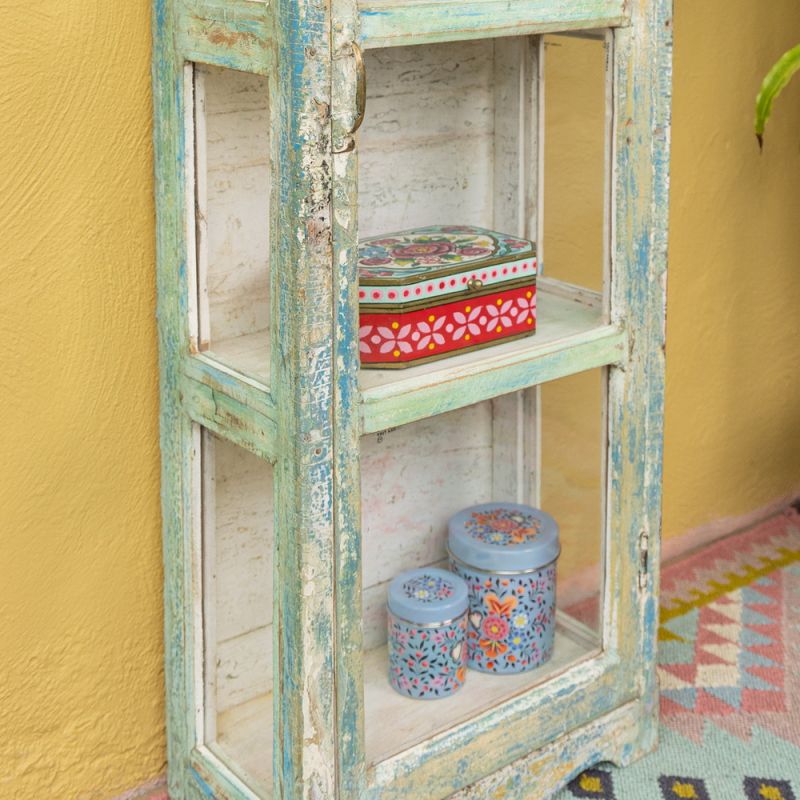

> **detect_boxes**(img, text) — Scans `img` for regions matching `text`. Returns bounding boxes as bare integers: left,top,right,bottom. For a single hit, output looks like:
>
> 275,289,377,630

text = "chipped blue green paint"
191,768,217,798
153,0,671,796
358,0,629,49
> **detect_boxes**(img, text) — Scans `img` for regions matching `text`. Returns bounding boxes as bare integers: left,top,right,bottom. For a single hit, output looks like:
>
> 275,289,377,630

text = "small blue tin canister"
387,567,469,699
448,503,560,675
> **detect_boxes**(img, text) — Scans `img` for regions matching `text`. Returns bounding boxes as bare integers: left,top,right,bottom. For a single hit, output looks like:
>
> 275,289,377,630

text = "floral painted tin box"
387,567,469,699
358,225,537,368
448,503,560,675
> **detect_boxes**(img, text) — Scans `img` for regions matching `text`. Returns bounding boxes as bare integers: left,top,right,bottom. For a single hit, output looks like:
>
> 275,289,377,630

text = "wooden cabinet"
152,1,671,797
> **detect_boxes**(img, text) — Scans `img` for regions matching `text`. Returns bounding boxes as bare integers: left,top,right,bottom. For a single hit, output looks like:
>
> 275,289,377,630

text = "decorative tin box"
387,567,469,699
448,503,560,675
358,225,537,368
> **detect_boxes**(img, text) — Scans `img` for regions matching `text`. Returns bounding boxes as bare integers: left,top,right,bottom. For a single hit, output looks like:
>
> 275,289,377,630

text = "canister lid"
358,225,536,288
448,503,560,573
387,567,469,625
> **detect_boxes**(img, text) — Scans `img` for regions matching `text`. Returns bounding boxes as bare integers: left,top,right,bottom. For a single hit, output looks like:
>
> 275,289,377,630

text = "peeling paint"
154,0,670,798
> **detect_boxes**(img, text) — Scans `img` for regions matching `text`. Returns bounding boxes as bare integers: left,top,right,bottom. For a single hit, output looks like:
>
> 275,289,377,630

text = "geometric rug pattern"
556,507,800,800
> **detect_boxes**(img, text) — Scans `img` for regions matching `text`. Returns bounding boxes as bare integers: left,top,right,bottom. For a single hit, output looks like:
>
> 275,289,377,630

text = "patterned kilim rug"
554,507,800,800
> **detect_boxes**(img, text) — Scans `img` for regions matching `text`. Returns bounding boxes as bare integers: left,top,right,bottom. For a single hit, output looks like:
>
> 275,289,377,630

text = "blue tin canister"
387,567,469,699
448,503,560,675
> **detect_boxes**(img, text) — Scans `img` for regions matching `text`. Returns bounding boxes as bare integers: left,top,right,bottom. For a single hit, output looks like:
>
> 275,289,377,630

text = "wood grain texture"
602,0,672,756
176,0,273,75
190,746,262,799
154,0,671,793
358,0,628,49
270,0,338,794
153,0,198,795
157,0,279,797
358,41,495,237
183,354,276,423
451,699,646,799
330,0,365,794
182,378,277,462
199,66,271,346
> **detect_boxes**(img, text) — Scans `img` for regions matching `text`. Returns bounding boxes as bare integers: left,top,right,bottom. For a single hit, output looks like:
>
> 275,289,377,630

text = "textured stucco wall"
0,2,164,798
663,1,800,537
2,0,800,798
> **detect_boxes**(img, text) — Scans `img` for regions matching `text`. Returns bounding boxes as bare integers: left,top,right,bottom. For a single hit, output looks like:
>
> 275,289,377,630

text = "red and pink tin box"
358,225,537,369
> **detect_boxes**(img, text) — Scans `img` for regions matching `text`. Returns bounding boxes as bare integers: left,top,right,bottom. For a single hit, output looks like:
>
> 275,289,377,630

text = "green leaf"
755,43,800,149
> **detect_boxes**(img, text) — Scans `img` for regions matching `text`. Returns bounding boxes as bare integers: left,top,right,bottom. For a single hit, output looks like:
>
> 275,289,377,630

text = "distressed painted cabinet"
152,0,671,796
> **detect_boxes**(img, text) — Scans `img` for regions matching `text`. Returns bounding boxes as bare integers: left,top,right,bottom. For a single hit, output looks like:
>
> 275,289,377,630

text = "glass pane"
542,32,608,294
360,387,603,766
192,65,271,382
540,368,605,634
359,36,538,240
201,430,274,796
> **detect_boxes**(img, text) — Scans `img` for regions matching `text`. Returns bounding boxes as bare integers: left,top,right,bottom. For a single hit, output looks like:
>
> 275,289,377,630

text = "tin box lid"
387,567,469,625
358,225,536,306
448,503,560,573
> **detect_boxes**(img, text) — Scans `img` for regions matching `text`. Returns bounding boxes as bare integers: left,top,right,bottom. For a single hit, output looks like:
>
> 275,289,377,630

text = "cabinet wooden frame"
152,0,671,795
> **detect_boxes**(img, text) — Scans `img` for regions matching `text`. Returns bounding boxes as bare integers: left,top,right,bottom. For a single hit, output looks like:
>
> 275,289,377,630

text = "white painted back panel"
199,66,271,344
359,40,498,237
206,434,274,713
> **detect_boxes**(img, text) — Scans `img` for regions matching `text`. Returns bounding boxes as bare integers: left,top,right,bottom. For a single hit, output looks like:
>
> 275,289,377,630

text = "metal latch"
638,530,649,590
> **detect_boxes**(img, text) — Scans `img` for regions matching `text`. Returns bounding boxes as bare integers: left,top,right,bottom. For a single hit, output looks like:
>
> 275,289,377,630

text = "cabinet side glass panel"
542,31,610,296
190,65,272,383
537,33,610,634
540,369,605,635
360,391,602,767
200,430,274,797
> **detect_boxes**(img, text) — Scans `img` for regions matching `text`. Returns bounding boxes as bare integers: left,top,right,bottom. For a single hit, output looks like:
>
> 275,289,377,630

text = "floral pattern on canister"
359,226,532,279
449,562,556,674
358,225,536,368
387,612,468,699
401,573,456,603
359,284,536,365
464,507,543,546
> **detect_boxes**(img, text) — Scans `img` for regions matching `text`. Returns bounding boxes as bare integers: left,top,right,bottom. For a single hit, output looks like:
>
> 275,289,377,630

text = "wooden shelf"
358,0,628,49
364,612,599,766
205,332,270,384
360,279,622,432
202,279,625,435
210,613,599,794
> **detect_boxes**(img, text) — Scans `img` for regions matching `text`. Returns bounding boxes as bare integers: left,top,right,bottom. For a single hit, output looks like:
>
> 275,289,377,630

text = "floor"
557,507,800,800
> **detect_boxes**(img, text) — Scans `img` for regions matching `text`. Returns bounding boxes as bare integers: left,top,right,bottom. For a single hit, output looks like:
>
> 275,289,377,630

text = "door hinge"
638,530,649,590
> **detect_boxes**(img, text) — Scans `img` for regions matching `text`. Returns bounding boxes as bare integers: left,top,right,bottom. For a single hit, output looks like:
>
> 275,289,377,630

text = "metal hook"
349,42,366,136
333,42,366,154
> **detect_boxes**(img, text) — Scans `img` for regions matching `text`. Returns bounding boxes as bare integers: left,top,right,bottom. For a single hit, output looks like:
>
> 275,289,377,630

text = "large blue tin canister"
448,503,560,675
387,567,469,699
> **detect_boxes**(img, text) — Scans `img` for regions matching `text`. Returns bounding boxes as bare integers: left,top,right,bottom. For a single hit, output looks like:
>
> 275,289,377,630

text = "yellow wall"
664,2,800,536
0,2,164,798
2,1,800,798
